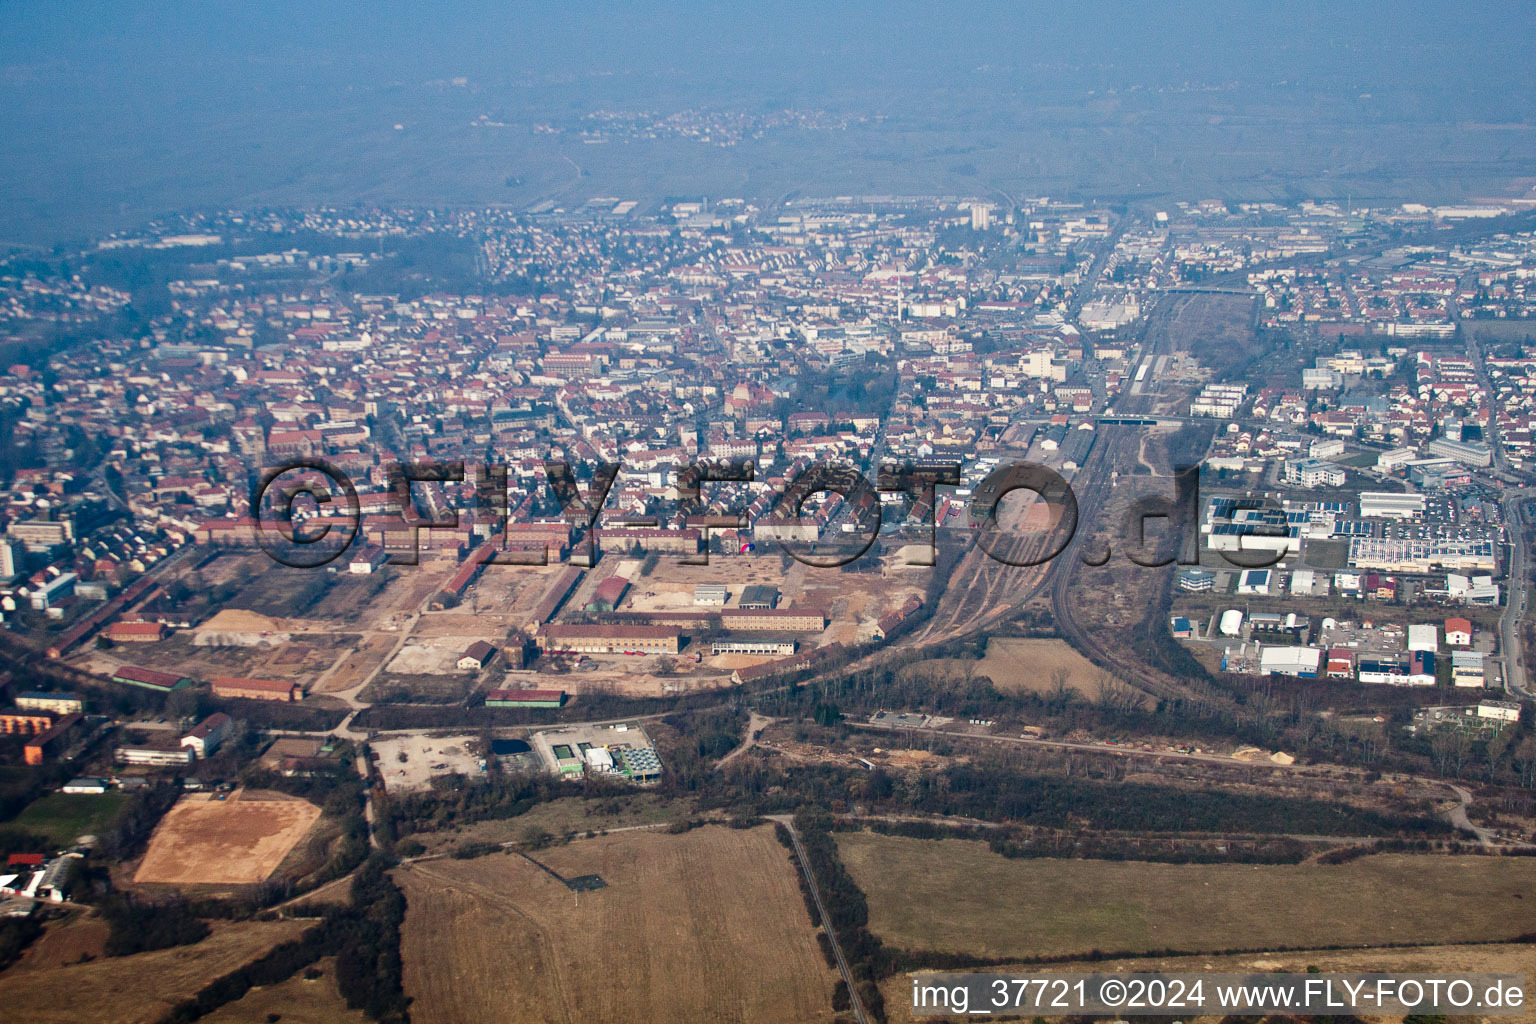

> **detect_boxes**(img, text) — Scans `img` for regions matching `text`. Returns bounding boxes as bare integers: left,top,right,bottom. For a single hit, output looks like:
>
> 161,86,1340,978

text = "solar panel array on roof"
619,747,662,777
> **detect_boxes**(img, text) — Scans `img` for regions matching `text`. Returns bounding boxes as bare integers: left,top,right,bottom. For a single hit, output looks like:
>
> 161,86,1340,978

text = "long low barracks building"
536,624,682,655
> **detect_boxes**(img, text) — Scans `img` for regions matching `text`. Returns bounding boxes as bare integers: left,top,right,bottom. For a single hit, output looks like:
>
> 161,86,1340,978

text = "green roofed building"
111,665,193,692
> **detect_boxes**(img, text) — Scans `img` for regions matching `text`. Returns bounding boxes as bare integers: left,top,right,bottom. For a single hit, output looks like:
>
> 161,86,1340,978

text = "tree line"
157,853,411,1024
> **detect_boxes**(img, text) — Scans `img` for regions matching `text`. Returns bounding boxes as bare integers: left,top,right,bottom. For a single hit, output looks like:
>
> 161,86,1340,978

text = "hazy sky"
2,2,1533,244
6,2,1531,95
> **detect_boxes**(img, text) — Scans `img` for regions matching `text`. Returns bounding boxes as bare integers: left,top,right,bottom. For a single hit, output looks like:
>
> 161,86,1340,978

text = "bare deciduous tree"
1431,728,1473,779
1047,667,1075,708
1092,671,1144,713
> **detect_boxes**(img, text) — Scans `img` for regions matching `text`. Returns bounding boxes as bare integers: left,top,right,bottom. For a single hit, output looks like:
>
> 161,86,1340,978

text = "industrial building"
1347,537,1497,574
104,621,169,643
1237,569,1272,595
456,641,497,670
1259,645,1321,678
1452,650,1486,687
1357,492,1426,519
693,583,729,606
1407,623,1439,653
1204,498,1301,558
1477,700,1521,722
1288,569,1328,597
530,722,663,783
584,575,629,613
738,585,779,609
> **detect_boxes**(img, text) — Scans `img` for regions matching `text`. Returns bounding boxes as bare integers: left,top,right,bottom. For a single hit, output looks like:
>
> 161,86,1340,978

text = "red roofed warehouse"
212,676,303,702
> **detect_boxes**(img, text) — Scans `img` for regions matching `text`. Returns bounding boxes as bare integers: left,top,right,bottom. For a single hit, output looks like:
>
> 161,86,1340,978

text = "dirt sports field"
134,790,321,886
395,824,837,1024
839,832,1536,960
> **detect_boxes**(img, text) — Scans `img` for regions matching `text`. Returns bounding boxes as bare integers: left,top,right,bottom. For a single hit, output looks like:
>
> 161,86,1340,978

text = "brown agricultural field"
0,919,311,1024
134,790,322,886
3,912,109,974
896,637,1107,698
839,831,1536,961
395,824,838,1024
979,636,1108,697
199,957,369,1024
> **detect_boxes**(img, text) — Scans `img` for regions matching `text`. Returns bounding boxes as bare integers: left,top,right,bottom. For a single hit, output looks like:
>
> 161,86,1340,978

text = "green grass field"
838,831,1536,960
1302,538,1350,570
12,792,129,846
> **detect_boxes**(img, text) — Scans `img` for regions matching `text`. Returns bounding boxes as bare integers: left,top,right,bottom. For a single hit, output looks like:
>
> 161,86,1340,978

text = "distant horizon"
3,1,1534,245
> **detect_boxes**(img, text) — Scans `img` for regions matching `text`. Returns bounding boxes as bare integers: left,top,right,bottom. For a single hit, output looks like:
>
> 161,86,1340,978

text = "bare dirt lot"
396,824,837,1024
133,790,322,886
0,919,310,1024
839,831,1536,961
385,637,485,674
317,631,396,692
371,734,485,792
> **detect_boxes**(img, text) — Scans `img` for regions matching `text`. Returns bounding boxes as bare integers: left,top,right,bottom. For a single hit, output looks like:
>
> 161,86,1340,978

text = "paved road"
1446,783,1496,847
1463,328,1533,698
1501,495,1531,698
